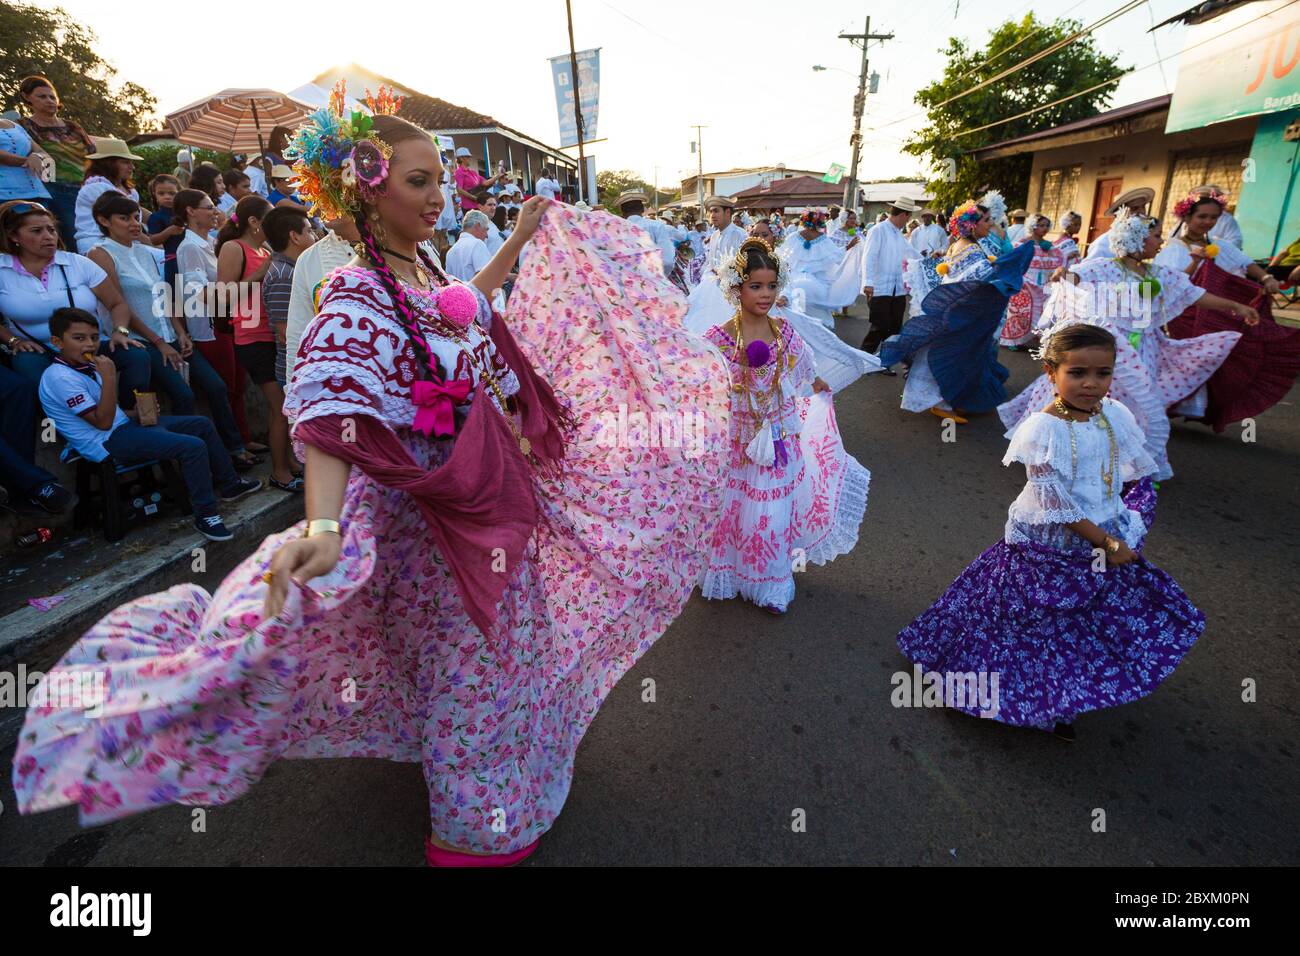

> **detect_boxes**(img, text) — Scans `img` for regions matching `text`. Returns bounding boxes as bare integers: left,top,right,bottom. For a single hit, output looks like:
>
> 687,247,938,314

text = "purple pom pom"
746,339,771,368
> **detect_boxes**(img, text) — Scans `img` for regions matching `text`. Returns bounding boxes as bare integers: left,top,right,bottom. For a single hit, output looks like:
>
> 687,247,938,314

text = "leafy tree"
904,14,1128,210
596,169,656,213
0,0,158,137
132,145,234,211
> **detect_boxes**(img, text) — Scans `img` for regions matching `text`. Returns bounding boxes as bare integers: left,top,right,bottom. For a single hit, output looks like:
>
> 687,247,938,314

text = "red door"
1087,178,1123,251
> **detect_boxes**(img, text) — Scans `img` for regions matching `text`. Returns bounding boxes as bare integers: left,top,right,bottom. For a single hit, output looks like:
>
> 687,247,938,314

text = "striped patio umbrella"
164,89,312,154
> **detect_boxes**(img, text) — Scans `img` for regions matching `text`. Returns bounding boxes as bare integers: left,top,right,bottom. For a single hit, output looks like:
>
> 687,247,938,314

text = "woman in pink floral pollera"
12,86,731,866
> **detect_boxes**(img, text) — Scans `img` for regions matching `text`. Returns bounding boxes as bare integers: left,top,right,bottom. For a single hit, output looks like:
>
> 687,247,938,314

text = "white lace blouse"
1002,397,1158,550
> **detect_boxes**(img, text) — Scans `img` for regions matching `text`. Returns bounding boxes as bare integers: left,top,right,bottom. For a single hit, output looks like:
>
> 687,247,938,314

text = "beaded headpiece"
1173,188,1227,220
719,236,784,306
948,200,984,239
284,80,405,221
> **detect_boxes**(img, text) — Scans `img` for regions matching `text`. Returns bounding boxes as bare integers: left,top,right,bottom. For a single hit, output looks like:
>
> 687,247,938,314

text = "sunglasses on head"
5,202,52,218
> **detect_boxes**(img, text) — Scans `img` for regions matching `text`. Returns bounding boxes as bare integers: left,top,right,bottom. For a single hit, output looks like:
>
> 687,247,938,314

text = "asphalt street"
2,307,1297,866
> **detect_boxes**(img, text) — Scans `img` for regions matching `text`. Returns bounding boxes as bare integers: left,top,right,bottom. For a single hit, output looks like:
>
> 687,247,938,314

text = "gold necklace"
1054,396,1118,495
729,312,788,447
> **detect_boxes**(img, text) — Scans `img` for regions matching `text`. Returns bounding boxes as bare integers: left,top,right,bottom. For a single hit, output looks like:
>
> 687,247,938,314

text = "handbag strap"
1,260,76,355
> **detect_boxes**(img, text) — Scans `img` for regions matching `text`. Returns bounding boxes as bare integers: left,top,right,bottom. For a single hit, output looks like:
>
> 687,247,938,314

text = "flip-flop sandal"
270,476,304,493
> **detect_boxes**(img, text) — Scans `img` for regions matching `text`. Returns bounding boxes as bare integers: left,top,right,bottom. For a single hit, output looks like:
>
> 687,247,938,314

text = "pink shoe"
424,836,540,867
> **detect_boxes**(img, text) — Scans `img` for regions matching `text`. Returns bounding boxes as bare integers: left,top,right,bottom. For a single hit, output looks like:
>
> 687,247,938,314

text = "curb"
0,491,302,672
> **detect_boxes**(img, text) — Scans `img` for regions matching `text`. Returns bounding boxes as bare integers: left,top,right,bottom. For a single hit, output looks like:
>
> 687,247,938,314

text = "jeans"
45,180,79,251
103,415,239,517
194,332,250,443
11,342,151,410
0,363,56,496
144,345,245,453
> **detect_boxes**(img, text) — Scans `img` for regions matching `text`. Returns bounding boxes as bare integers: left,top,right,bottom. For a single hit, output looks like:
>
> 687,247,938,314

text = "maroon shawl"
295,310,571,640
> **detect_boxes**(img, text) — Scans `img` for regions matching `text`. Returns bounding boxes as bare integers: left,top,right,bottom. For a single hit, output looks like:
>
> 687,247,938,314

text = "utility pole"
690,125,706,219
565,0,586,202
839,16,893,212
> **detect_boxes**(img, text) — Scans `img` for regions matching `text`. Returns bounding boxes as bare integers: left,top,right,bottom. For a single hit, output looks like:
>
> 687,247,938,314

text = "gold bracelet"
304,518,341,538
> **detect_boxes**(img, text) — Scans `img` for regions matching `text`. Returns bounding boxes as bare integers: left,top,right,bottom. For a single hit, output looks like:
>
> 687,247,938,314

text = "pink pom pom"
437,284,478,329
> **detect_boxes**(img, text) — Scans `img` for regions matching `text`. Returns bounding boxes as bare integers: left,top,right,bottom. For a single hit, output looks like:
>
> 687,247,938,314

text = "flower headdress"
284,80,405,221
1109,207,1156,257
1173,188,1227,220
799,209,828,231
719,236,785,306
979,189,1007,226
948,200,984,239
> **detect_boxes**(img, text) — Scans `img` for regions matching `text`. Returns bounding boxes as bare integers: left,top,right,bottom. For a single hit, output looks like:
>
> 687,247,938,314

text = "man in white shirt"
445,210,493,281
619,190,677,274
861,197,920,362
910,208,947,257
1086,186,1154,259
285,218,360,384
689,221,707,257
703,195,746,271
1006,209,1029,245
534,167,562,201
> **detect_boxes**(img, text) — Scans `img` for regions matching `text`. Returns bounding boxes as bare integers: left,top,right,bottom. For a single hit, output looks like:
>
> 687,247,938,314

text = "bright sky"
29,0,1192,187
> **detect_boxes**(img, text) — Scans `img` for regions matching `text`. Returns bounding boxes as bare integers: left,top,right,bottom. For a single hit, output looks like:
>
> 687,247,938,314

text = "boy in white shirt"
39,307,261,541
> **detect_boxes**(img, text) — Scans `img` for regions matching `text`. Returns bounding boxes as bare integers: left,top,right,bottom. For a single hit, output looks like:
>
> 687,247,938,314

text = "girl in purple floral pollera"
897,322,1205,740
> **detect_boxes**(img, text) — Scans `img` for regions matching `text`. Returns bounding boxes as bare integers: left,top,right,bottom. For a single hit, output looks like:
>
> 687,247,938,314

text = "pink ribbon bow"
411,377,472,437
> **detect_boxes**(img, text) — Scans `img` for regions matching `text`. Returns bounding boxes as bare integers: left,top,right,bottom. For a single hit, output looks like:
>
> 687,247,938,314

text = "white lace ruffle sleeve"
1001,400,1156,549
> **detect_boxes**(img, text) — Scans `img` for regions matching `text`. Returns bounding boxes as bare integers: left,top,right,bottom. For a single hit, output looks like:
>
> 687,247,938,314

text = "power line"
983,0,1091,69
945,0,1299,142
871,0,1150,132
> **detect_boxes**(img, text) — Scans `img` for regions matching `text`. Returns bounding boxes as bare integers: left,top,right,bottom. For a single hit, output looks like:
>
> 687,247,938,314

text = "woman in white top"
73,138,143,254
1155,191,1300,433
172,188,263,464
0,199,150,407
999,209,1259,479
85,191,252,465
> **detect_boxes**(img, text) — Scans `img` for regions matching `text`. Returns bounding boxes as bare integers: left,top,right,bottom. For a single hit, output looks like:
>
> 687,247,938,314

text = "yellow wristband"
304,518,341,538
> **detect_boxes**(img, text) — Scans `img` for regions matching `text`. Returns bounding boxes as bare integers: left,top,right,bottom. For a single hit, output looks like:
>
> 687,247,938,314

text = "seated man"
38,307,261,541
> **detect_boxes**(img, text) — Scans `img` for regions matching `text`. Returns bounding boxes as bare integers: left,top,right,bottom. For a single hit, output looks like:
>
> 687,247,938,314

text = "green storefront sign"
1166,0,1300,133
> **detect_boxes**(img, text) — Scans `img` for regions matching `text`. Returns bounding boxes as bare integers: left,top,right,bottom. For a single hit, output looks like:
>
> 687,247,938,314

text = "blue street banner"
549,48,601,148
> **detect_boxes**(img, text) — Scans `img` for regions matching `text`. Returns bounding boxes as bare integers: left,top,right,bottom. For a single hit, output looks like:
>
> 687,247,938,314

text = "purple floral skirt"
896,481,1204,728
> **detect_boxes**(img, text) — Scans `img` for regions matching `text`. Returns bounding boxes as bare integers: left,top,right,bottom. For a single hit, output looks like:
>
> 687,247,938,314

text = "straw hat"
1105,187,1155,216
89,136,143,161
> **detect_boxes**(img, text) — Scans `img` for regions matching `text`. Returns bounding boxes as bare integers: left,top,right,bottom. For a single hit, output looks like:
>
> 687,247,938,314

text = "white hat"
454,147,472,158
